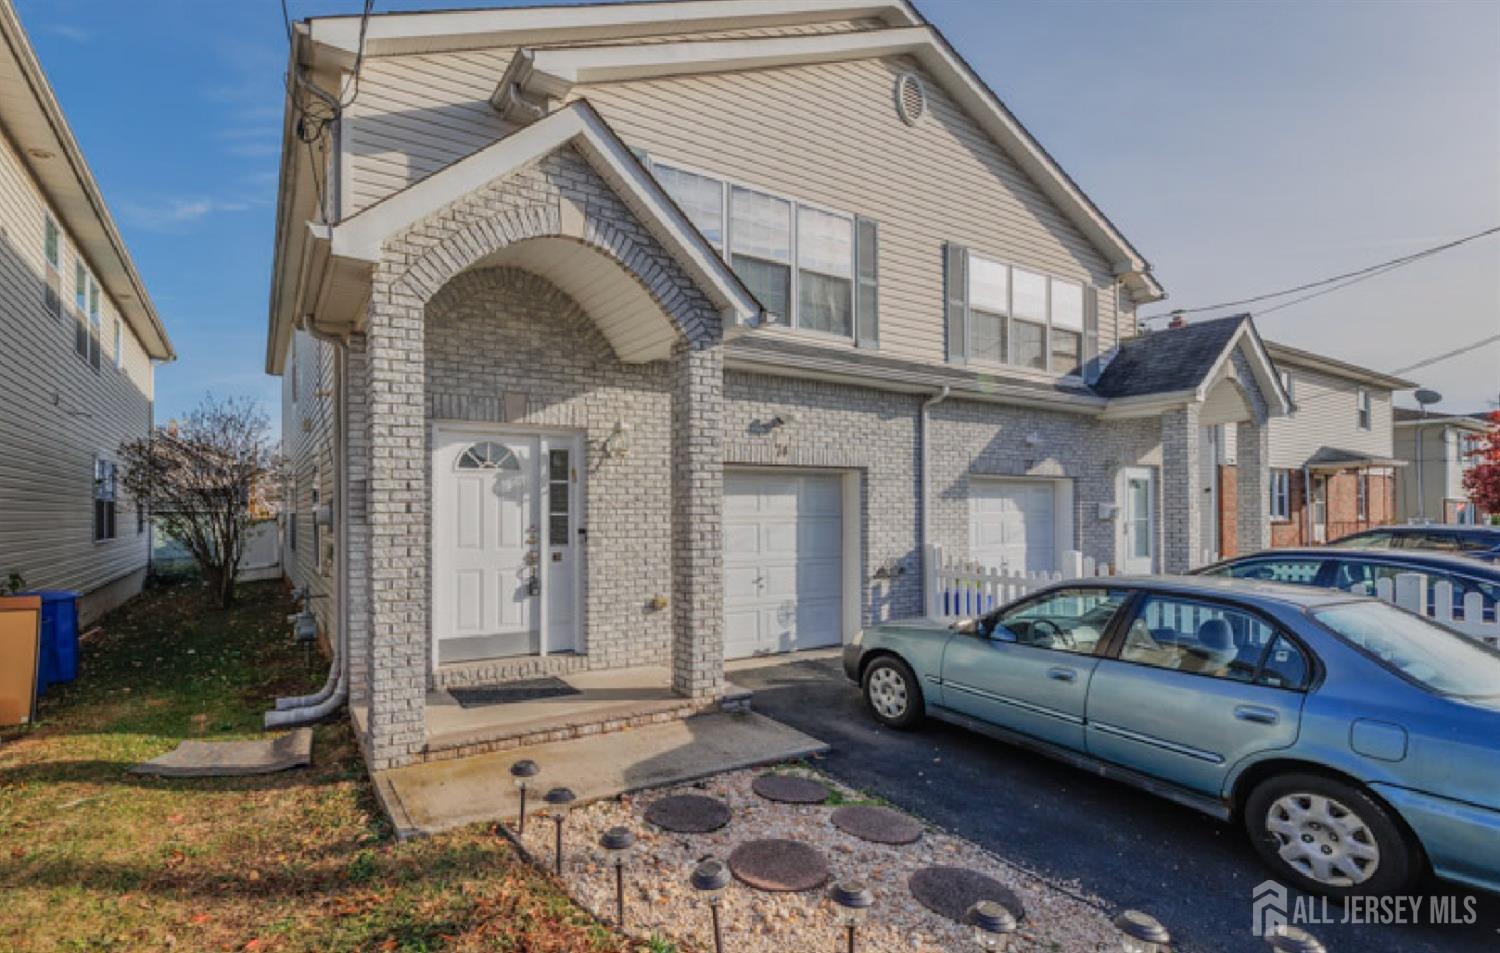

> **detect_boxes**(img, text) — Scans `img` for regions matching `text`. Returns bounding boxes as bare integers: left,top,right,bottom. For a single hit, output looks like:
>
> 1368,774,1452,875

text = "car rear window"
1312,602,1500,697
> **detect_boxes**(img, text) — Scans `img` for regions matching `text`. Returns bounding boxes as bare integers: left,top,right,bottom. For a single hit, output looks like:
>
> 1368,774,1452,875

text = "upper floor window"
1269,468,1291,521
1356,387,1371,430
93,457,118,542
88,280,102,370
1280,371,1295,416
114,318,123,370
73,260,101,369
945,244,1092,376
650,158,876,344
43,216,62,319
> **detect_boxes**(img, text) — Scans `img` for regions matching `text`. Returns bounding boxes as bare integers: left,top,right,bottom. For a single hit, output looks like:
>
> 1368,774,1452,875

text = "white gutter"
266,323,350,728
919,386,951,603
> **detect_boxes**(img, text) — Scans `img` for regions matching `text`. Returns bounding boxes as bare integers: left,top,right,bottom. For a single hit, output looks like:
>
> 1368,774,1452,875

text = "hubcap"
867,666,908,719
1266,793,1380,886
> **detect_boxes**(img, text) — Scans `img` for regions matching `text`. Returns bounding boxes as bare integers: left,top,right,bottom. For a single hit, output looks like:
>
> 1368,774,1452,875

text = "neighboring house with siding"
0,3,173,623
268,0,1290,770
1393,409,1493,525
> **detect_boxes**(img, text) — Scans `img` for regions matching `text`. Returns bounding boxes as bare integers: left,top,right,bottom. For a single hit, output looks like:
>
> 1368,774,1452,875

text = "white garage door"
724,470,843,660
969,479,1058,575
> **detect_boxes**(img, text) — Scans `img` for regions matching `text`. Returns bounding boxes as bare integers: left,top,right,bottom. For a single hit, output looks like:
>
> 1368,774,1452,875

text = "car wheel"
862,656,923,729
1245,773,1418,897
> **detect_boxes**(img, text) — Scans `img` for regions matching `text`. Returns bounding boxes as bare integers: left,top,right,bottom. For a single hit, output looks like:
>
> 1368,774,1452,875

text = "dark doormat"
449,677,580,709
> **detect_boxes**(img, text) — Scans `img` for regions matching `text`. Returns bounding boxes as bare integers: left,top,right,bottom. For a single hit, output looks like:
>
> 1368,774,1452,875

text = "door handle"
1234,705,1279,725
1047,667,1077,682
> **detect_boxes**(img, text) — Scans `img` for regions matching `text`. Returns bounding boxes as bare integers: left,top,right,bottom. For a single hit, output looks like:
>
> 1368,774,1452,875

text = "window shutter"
854,216,879,349
944,243,968,364
1082,284,1099,382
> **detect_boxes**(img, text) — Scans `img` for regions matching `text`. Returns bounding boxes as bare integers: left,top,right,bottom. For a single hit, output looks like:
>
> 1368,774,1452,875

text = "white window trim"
649,155,858,341
113,318,123,370
93,455,119,543
1269,469,1291,522
1356,471,1369,521
961,249,1086,381
1356,387,1372,431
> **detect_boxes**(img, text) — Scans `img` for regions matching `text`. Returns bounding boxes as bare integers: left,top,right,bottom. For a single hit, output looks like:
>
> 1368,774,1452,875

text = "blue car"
843,576,1500,897
1329,524,1500,560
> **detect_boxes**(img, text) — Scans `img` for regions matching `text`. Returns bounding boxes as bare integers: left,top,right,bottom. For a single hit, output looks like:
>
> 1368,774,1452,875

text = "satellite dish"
1414,389,1443,407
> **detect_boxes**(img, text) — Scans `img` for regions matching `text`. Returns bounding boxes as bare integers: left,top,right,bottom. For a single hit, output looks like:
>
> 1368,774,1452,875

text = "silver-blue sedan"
843,575,1500,898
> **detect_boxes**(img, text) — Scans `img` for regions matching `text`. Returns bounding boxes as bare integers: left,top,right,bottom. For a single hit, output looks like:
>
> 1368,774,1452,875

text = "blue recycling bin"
24,590,78,697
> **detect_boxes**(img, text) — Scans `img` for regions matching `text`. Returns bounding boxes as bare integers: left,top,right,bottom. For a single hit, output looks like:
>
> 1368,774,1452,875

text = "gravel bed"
513,766,1123,951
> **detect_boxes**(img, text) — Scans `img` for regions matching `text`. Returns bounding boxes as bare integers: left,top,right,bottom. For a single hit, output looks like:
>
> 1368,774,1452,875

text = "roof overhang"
280,100,760,366
1100,319,1291,421
0,4,172,360
1394,415,1492,432
493,25,1163,304
1265,341,1416,392
1306,454,1406,471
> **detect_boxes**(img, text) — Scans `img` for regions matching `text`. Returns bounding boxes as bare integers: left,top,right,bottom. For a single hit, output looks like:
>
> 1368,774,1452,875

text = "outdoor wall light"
967,900,1017,951
829,881,874,953
1112,910,1171,953
690,858,731,953
599,826,636,927
603,421,633,459
542,786,577,875
1264,924,1326,953
509,759,539,835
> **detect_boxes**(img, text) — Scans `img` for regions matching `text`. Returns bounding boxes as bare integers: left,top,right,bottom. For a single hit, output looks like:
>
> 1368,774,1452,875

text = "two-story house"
1394,409,1493,525
0,2,173,624
267,0,1290,770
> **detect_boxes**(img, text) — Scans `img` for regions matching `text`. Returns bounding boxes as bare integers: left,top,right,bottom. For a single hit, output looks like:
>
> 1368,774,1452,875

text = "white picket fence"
923,542,1500,646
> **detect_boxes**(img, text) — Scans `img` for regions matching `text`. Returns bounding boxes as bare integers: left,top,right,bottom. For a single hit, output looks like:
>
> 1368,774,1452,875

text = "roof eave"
1265,341,1417,392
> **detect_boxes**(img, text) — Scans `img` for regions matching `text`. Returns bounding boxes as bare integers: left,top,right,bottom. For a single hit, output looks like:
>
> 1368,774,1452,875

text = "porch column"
670,339,725,700
1160,405,1203,573
363,271,429,770
1236,418,1271,554
345,332,371,708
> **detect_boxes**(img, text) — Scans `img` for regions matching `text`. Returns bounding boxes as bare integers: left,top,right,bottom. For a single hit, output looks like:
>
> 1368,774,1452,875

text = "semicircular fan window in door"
456,441,521,471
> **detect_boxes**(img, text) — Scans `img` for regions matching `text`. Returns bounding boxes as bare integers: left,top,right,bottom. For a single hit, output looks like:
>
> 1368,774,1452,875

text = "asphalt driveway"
731,654,1500,953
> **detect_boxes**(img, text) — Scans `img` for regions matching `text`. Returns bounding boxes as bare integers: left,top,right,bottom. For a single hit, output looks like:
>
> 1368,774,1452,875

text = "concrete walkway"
373,710,828,838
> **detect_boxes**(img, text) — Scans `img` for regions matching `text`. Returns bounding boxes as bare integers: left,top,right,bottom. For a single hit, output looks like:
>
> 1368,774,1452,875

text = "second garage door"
724,470,843,660
969,478,1059,575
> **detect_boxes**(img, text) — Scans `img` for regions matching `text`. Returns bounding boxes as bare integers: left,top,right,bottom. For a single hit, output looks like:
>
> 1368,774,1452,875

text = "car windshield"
1312,601,1500,697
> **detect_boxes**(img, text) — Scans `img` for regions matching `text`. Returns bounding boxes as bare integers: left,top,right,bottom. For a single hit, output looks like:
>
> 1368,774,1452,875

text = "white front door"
969,479,1059,574
723,470,843,660
432,429,583,665
1119,467,1156,574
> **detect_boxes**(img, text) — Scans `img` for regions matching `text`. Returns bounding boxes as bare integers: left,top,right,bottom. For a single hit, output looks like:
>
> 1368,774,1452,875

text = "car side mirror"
950,618,979,635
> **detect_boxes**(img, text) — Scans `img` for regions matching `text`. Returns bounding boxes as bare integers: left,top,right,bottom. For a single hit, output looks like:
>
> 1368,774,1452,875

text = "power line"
1390,333,1500,376
1142,225,1500,322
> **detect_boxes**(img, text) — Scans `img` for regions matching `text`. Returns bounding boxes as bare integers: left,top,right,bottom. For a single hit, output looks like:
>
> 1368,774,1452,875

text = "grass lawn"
0,578,670,952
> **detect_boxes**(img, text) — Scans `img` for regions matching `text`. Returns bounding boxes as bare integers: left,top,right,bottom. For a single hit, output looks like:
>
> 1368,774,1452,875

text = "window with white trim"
952,247,1090,375
1356,472,1369,521
1280,371,1295,415
93,457,118,541
88,280,101,370
649,159,876,343
1356,388,1371,430
73,258,89,359
114,318,123,370
1269,469,1291,521
43,215,62,319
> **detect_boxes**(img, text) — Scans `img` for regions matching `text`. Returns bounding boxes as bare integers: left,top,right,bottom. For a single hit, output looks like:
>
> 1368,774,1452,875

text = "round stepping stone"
830,804,924,845
908,866,1026,923
752,773,829,805
728,839,830,892
644,794,732,834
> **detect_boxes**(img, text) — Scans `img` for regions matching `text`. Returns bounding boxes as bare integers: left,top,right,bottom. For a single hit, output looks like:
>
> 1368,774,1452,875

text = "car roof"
1350,525,1500,538
1230,547,1500,575
1070,573,1362,608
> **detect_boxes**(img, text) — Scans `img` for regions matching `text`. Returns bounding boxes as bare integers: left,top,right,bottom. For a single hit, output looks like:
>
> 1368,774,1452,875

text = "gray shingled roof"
1090,314,1248,399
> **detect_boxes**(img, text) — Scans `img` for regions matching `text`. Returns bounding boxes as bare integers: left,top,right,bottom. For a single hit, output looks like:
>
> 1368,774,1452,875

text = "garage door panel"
723,470,844,660
970,479,1058,575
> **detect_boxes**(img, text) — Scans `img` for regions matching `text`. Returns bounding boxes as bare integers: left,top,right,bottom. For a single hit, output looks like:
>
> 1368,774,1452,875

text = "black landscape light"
967,900,1017,951
542,786,576,876
510,759,539,835
691,858,731,953
1113,910,1171,953
1265,924,1326,953
599,825,636,927
828,881,874,953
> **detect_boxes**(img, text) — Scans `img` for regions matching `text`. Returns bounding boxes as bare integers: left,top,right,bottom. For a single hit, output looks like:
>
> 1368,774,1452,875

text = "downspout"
267,321,349,727
920,386,951,613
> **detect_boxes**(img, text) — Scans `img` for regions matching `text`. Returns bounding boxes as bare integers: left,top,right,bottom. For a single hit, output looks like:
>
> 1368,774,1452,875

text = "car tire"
862,656,924,729
1244,772,1419,897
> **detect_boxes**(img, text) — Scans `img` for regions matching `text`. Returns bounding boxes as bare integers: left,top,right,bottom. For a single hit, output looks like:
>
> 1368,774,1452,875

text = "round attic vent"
895,72,927,126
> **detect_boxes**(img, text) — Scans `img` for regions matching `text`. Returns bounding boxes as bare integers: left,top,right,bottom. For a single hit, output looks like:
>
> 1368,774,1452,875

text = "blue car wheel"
1245,773,1420,897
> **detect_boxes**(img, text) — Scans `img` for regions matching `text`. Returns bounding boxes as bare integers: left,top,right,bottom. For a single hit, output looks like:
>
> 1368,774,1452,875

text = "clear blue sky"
16,0,1500,430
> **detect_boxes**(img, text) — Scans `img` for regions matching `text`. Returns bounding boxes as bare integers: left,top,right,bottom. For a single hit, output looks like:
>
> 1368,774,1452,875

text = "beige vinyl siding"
341,18,885,217
280,327,338,636
0,125,153,596
1267,365,1394,469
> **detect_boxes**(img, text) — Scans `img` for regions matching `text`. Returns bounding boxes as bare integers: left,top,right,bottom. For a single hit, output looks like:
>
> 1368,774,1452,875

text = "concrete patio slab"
129,728,313,777
373,710,828,838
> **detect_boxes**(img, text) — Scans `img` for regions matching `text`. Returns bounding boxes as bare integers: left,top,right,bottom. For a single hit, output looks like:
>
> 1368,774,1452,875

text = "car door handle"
1047,667,1077,682
1234,705,1279,725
